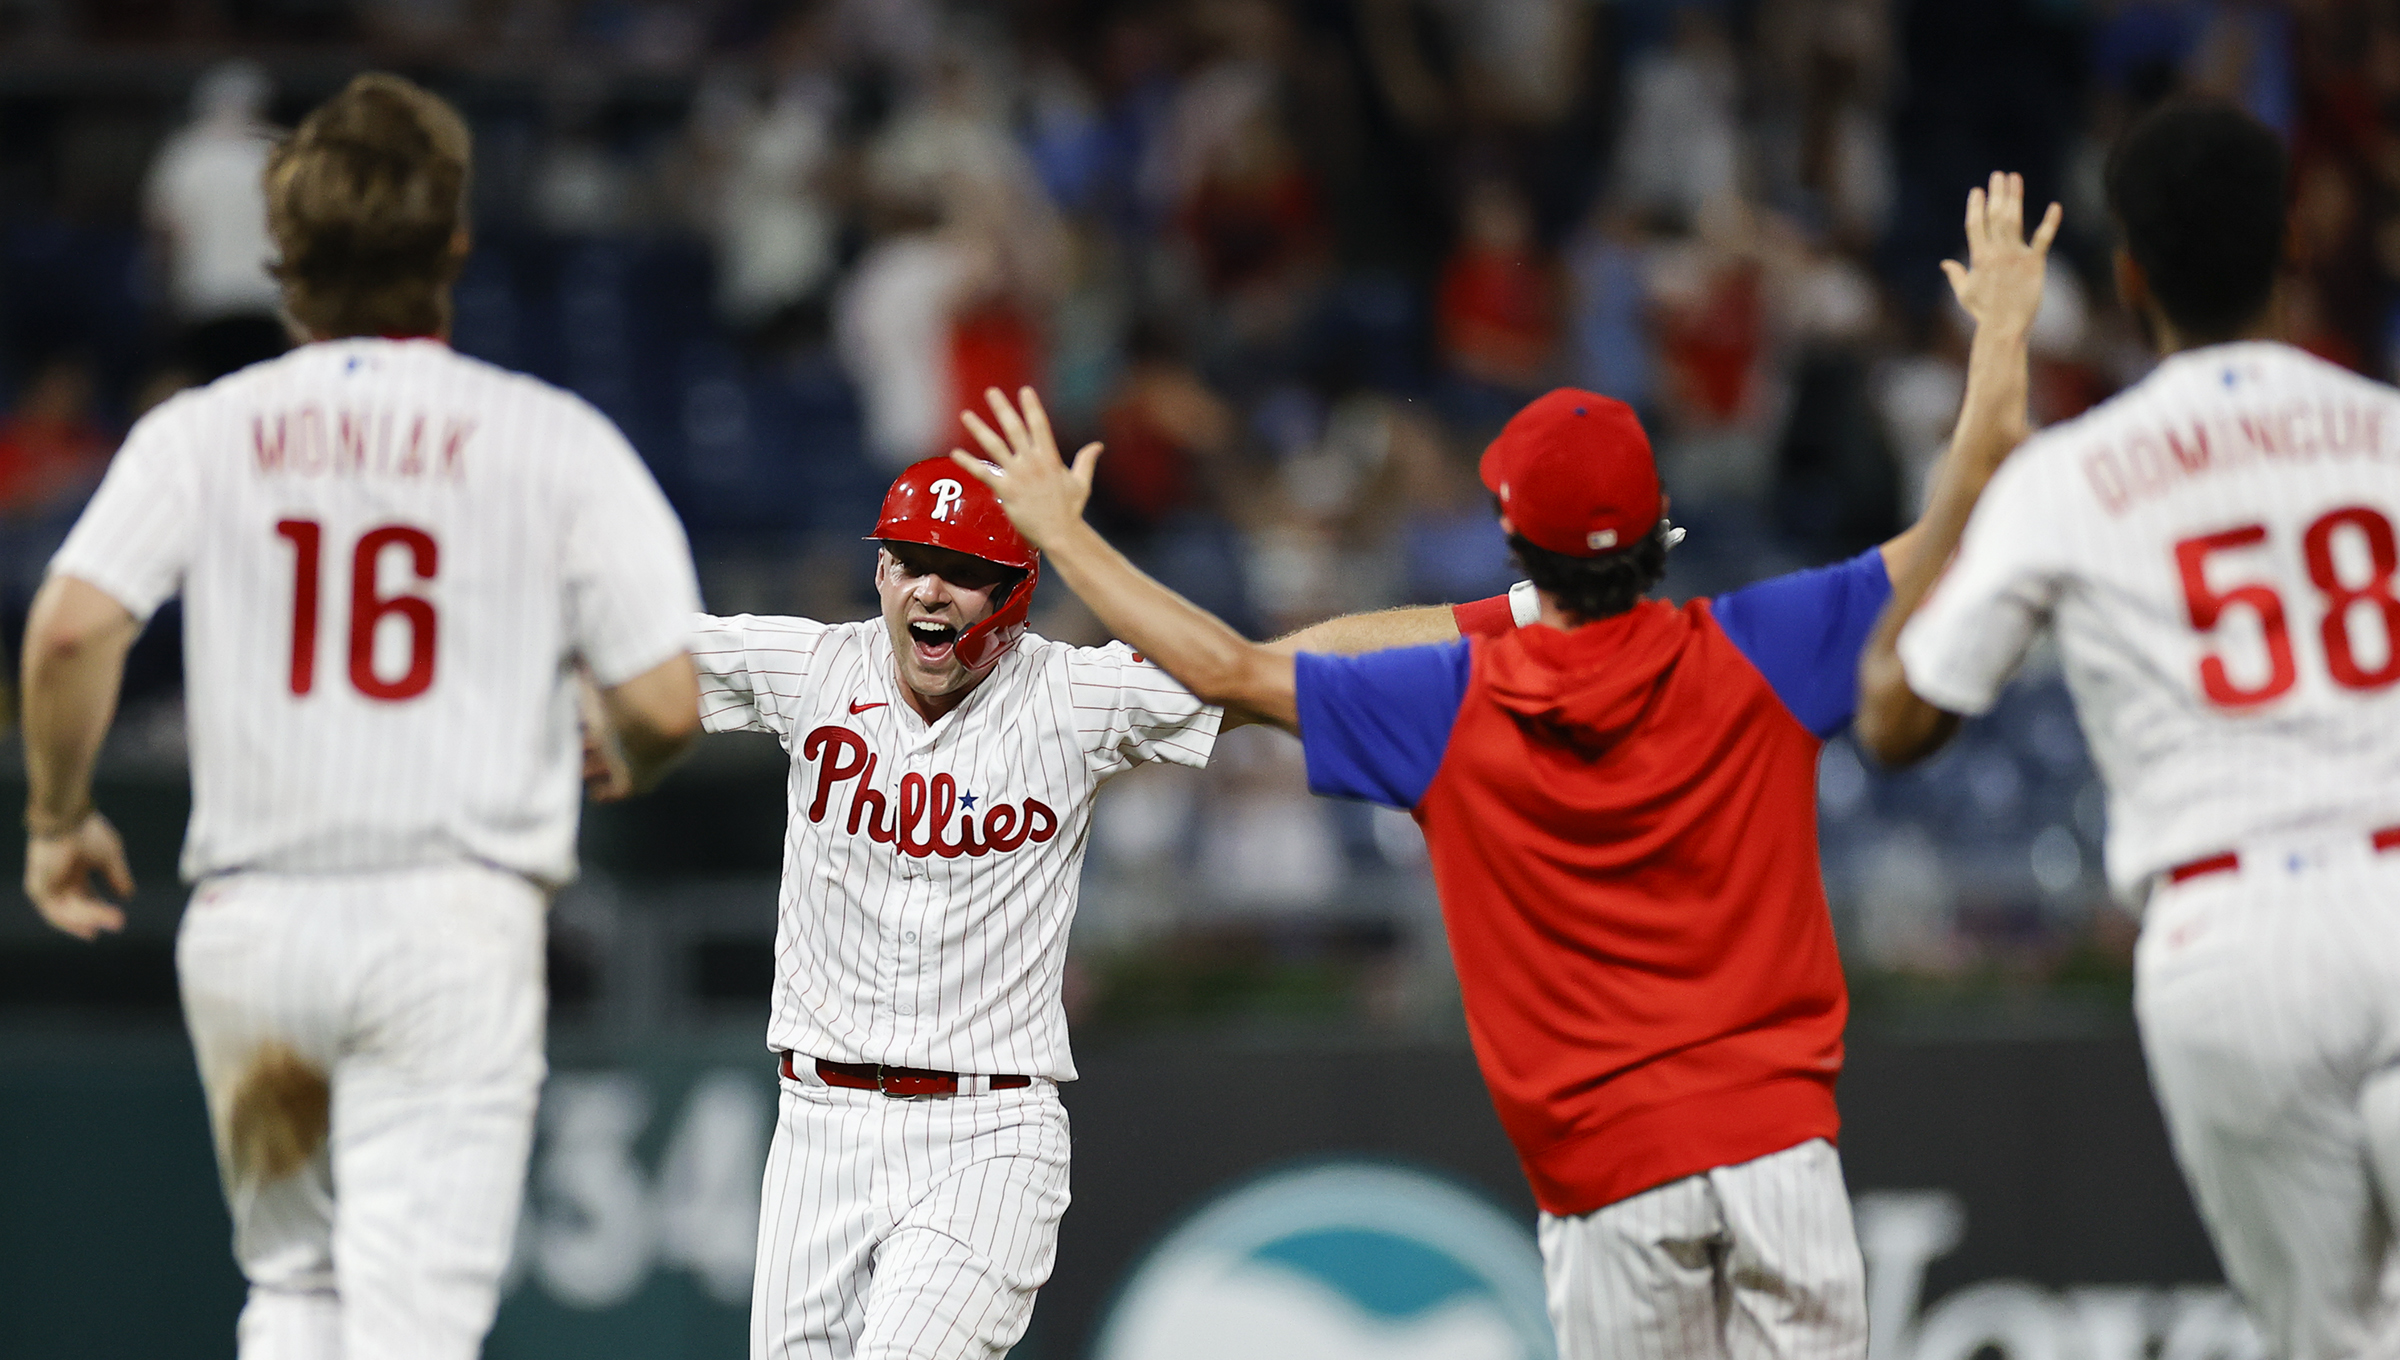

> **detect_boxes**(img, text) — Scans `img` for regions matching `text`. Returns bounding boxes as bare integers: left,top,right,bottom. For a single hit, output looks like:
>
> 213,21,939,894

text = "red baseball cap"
1478,389,1660,557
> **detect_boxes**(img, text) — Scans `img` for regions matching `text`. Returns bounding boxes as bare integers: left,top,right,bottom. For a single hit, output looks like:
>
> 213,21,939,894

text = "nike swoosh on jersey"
849,699,888,714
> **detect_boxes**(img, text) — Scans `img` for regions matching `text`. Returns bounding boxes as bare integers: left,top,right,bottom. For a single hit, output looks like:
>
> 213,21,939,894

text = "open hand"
1943,172,2061,338
25,811,133,941
949,387,1101,554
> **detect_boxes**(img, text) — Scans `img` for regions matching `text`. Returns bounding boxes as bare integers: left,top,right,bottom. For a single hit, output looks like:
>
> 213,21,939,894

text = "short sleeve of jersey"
1710,547,1893,737
1897,453,2061,717
1067,642,1223,776
561,413,704,686
1295,640,1474,810
48,400,199,622
691,613,838,738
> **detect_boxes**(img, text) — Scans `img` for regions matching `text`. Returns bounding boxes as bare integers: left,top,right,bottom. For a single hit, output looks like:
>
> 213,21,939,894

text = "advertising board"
0,1032,2256,1359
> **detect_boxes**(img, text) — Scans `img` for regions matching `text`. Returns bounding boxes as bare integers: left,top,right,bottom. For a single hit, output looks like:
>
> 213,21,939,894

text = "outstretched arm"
950,392,1304,732
1194,606,1459,730
1270,606,1459,654
1856,173,2058,765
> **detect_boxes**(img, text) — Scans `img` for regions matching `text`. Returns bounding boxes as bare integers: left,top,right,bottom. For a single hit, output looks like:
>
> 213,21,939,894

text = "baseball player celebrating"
696,455,1415,1358
948,172,2048,1360
19,75,703,1360
1861,101,2400,1360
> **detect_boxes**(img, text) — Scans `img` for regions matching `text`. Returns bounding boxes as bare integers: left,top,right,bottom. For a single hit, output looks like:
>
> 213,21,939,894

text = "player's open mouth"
908,620,959,665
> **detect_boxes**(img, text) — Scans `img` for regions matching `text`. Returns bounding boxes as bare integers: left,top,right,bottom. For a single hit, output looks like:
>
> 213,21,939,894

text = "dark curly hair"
2105,97,2286,344
1506,520,1673,623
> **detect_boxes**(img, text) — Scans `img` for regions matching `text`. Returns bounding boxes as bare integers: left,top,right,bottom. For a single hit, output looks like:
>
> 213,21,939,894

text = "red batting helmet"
869,456,1039,670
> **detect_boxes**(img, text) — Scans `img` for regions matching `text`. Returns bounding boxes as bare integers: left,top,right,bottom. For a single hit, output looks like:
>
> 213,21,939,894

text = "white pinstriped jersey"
1900,341,2400,892
50,337,700,886
692,616,1221,1080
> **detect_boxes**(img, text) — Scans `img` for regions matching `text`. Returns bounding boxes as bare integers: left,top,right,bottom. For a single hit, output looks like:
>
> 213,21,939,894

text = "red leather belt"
778,1051,1031,1097
2166,825,2400,885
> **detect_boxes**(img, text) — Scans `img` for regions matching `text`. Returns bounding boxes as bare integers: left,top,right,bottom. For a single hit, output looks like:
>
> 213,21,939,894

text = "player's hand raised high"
1856,174,2058,765
1943,170,2060,340
951,386,1101,554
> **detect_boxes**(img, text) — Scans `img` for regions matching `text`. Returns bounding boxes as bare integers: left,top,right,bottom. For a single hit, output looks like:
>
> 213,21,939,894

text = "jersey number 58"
276,518,439,700
2175,505,2400,707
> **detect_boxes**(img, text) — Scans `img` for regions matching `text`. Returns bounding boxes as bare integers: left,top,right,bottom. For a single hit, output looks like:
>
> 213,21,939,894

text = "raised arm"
20,574,142,939
1855,173,2057,765
1270,606,1460,654
949,393,1303,732
1197,605,1462,730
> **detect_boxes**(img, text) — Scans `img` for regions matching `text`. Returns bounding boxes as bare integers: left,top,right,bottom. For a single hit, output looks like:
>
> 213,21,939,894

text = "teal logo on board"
1090,1161,1555,1360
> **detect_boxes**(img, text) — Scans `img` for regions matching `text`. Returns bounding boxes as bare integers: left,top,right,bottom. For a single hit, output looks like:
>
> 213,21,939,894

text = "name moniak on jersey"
2083,398,2386,515
253,407,474,481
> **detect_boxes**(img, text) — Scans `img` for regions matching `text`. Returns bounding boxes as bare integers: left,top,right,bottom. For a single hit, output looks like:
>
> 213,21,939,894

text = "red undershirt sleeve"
1453,594,1514,637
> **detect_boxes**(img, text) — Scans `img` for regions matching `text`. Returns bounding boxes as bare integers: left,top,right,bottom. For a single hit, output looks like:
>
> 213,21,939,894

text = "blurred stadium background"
0,0,2389,1356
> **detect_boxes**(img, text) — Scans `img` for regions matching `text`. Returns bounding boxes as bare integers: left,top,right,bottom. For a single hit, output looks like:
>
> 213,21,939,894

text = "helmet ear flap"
992,562,1033,612
952,556,1039,671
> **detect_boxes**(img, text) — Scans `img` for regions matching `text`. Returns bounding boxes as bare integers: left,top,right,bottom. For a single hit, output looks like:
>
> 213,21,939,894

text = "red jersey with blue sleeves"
1295,549,1890,1214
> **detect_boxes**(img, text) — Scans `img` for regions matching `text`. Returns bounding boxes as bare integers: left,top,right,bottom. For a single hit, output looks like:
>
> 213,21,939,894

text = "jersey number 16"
2176,505,2400,708
276,518,439,700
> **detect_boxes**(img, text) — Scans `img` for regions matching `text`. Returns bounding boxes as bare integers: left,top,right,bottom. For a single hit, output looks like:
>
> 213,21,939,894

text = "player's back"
2003,341,2400,882
57,338,696,885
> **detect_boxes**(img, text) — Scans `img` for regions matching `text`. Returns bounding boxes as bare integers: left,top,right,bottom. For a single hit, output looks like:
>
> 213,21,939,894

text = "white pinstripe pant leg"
330,869,547,1360
1539,1139,1867,1360
178,868,547,1360
1541,1174,1730,1360
752,1074,1071,1360
857,1089,1071,1359
754,1081,882,1360
2137,855,2400,1360
182,882,343,1360
1707,1140,1868,1360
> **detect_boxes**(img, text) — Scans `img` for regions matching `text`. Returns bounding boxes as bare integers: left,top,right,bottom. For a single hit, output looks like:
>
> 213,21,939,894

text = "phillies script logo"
802,726,1058,857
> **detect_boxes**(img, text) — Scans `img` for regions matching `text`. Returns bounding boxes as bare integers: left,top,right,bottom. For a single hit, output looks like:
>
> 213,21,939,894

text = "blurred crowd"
5,0,2400,991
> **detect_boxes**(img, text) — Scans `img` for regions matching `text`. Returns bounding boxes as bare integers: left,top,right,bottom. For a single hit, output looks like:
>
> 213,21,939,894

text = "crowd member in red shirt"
0,356,112,517
945,174,2053,1358
1091,340,1237,537
1178,106,1327,337
1437,178,1561,390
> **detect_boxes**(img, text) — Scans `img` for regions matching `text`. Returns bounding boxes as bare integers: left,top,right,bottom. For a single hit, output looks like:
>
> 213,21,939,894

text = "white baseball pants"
1538,1137,1869,1360
2137,838,2400,1360
176,864,547,1360
751,1061,1072,1360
